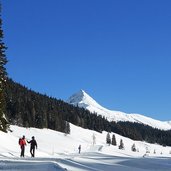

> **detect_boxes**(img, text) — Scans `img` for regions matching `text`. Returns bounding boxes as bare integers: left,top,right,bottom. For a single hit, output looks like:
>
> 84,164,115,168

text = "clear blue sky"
2,0,171,121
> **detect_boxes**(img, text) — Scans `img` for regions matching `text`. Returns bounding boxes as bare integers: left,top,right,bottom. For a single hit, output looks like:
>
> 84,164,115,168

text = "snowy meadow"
0,123,171,171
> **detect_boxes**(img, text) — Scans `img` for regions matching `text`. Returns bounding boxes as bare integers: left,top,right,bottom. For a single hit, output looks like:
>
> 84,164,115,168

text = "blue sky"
2,0,171,121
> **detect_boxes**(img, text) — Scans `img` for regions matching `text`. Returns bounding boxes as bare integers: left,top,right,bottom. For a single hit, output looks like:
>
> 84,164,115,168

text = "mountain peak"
67,89,88,103
66,90,82,103
67,90,102,109
67,90,171,130
78,89,87,96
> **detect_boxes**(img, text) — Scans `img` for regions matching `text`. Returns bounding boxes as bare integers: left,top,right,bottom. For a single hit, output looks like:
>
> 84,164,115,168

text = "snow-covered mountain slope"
0,124,171,171
67,90,171,130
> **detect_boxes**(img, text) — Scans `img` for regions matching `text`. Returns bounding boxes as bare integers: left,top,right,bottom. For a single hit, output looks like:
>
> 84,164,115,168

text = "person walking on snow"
19,135,26,157
27,136,37,157
78,145,81,154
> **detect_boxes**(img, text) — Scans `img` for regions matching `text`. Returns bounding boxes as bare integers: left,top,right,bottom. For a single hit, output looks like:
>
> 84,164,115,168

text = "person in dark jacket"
27,136,37,157
78,145,81,154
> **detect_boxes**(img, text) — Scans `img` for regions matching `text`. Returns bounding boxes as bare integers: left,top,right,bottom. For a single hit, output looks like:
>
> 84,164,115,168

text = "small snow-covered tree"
106,132,111,145
146,147,150,153
92,133,96,146
118,139,124,150
112,134,117,146
131,143,136,152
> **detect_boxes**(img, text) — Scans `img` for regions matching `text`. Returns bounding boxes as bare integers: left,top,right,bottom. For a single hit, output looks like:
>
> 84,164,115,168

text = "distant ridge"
67,90,171,130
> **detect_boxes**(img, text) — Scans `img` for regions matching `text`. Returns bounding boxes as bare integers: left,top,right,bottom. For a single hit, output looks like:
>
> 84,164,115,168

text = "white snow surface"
67,90,171,130
0,123,171,170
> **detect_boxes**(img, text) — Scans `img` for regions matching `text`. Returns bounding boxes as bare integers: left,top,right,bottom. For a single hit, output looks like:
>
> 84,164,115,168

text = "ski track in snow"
0,159,65,171
1,152,171,171
58,153,171,171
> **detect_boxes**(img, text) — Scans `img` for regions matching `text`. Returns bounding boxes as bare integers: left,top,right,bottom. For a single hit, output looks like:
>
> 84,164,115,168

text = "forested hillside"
4,79,109,133
4,78,171,146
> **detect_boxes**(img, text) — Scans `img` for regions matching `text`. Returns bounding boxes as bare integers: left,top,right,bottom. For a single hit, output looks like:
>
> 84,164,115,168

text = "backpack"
18,138,22,145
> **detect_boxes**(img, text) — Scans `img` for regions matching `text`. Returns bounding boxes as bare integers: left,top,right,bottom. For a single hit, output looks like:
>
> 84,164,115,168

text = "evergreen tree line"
4,79,110,133
4,78,171,146
109,121,171,146
0,3,8,132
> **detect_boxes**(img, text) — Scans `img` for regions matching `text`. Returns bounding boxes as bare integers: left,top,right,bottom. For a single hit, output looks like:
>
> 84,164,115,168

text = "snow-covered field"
0,124,171,171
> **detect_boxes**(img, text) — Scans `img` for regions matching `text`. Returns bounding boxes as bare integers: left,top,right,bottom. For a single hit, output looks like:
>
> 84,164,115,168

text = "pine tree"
106,132,111,145
118,139,124,150
111,134,117,146
64,121,70,135
0,3,8,132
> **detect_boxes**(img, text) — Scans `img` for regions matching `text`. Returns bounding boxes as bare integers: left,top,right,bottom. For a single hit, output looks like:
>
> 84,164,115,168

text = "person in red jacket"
19,135,26,157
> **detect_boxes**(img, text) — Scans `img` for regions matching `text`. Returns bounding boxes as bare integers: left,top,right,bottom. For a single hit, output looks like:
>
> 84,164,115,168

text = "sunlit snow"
0,123,171,171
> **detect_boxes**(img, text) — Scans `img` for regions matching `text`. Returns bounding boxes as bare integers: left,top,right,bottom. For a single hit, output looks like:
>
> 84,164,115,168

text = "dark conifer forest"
0,4,8,132
4,78,171,146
